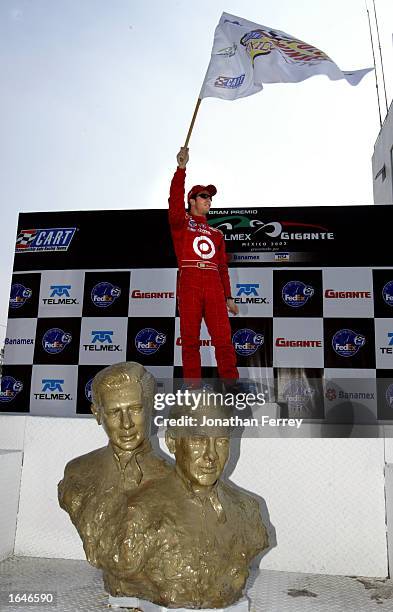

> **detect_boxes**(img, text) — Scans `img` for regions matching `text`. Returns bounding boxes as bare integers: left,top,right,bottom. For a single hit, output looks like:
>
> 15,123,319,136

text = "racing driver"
168,146,239,384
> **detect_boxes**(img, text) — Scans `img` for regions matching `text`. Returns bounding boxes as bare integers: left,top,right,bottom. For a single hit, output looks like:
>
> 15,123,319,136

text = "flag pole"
184,98,202,148
365,1,382,128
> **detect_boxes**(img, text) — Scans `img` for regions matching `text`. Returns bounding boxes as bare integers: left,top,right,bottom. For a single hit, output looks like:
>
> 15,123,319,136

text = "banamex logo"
42,328,72,354
91,282,121,308
282,281,314,308
0,376,23,402
135,328,167,355
9,283,32,309
332,329,366,358
232,328,264,356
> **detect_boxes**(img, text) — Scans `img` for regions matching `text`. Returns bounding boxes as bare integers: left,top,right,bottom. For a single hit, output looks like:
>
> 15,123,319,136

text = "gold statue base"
108,595,250,611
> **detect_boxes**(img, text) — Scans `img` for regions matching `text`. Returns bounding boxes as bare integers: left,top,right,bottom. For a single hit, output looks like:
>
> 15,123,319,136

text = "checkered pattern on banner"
2,267,393,418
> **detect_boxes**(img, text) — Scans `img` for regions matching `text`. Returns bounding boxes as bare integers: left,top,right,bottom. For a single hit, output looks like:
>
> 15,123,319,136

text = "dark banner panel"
13,206,393,271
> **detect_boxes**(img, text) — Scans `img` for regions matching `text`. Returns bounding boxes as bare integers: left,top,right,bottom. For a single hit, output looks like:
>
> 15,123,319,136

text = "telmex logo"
43,285,78,306
42,379,64,392
232,328,264,356
0,376,23,403
325,289,371,299
382,281,393,306
235,283,267,304
34,378,71,400
379,332,393,355
91,282,121,308
83,330,121,352
282,281,314,308
131,290,174,299
135,328,166,355
42,328,72,354
9,283,32,309
15,228,76,253
332,329,366,358
276,337,322,348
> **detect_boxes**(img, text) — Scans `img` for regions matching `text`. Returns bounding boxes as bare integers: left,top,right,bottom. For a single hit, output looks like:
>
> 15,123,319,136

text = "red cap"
187,184,217,203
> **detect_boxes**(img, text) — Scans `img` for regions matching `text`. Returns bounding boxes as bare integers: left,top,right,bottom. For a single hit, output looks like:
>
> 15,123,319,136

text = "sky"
1,0,392,339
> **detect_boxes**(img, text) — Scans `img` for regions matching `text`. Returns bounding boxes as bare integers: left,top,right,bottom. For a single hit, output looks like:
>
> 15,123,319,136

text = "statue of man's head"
91,362,155,453
165,393,231,489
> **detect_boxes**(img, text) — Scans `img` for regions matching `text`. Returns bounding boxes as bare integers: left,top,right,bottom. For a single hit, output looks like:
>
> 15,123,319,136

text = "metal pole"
366,0,382,128
372,0,389,115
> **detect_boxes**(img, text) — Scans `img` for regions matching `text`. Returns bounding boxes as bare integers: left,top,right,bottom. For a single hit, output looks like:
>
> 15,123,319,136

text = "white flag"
200,12,373,100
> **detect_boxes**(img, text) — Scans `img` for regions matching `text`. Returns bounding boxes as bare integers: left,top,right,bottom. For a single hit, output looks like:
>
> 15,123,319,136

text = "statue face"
97,383,146,452
174,435,229,487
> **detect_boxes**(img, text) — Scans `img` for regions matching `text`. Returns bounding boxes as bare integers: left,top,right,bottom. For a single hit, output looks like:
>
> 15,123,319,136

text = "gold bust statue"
58,362,171,566
97,399,269,609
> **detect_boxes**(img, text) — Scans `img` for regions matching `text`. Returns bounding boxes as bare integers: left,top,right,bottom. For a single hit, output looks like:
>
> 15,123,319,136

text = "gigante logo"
83,330,121,352
42,285,79,305
235,283,268,304
131,290,175,299
276,337,322,348
324,289,371,299
34,379,71,400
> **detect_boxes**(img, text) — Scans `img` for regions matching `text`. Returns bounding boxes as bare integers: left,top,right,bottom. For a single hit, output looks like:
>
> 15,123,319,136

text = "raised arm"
168,147,190,229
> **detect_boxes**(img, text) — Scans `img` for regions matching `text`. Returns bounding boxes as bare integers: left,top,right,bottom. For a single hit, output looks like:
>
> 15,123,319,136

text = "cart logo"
9,283,32,309
193,236,216,260
91,282,121,308
0,376,23,402
15,228,76,252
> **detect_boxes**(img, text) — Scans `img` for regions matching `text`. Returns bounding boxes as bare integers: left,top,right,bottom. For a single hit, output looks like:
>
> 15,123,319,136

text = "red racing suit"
168,167,239,381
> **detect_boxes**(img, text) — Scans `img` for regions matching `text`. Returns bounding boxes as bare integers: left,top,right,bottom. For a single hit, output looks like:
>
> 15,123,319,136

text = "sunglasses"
196,193,212,200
